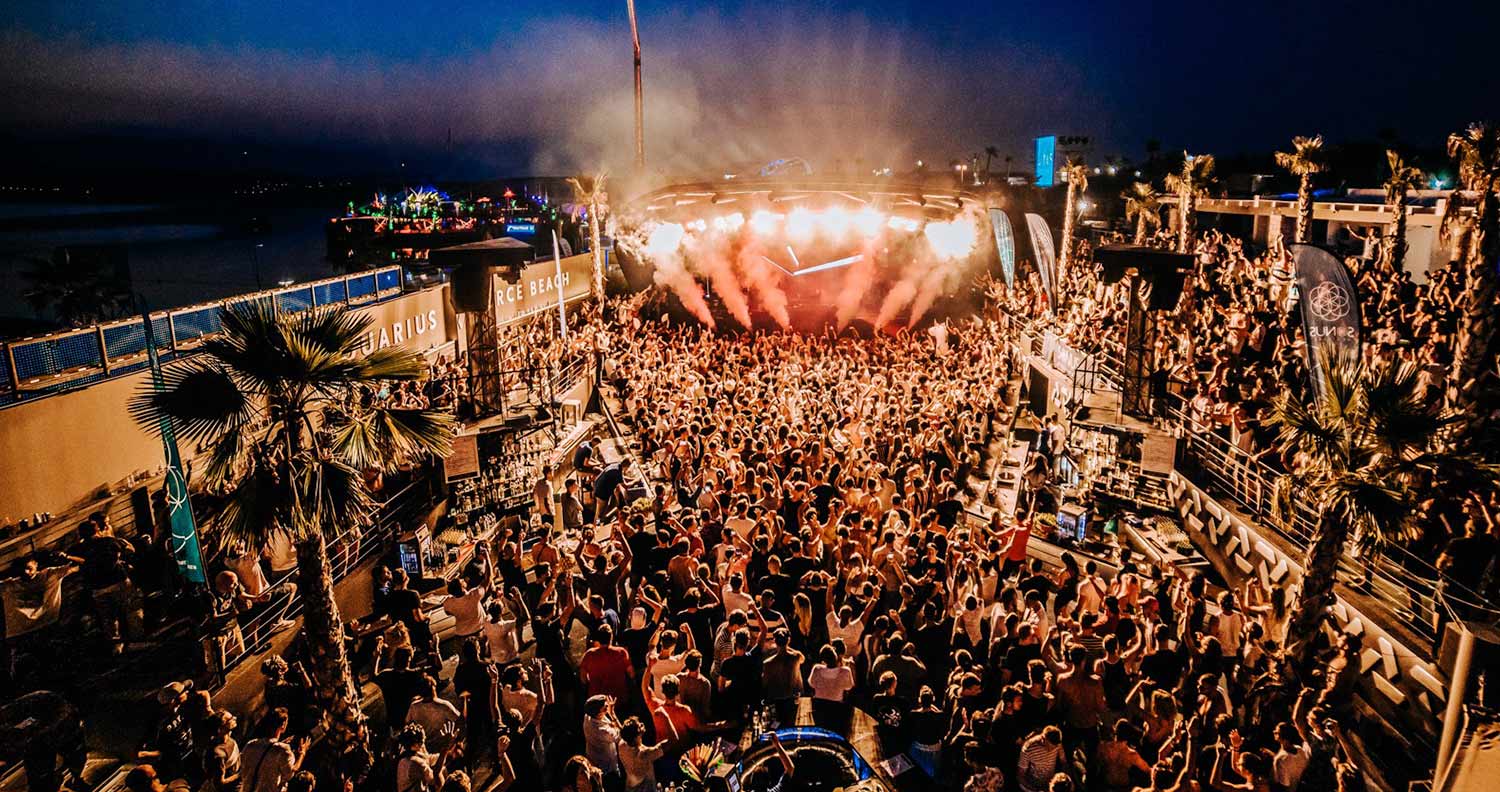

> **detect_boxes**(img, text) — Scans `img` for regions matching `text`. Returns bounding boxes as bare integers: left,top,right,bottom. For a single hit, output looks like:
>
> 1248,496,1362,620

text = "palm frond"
129,360,256,444
1270,393,1344,467
294,457,373,537
290,304,375,359
1325,474,1413,550
351,346,429,381
214,458,289,549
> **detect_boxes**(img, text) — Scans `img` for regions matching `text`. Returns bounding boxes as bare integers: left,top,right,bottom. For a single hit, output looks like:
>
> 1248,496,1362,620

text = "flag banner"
990,209,1017,289
143,310,207,585
1,566,69,636
1025,213,1058,309
1292,244,1363,398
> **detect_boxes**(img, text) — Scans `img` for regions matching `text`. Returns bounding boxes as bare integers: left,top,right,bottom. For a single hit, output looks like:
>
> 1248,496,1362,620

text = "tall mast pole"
627,0,645,172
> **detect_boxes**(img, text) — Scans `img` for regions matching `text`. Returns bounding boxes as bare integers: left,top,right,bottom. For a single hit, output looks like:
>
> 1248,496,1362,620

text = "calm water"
0,202,338,325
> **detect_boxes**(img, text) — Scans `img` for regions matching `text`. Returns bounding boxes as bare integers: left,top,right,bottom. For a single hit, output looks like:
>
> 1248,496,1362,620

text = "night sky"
2,0,1497,179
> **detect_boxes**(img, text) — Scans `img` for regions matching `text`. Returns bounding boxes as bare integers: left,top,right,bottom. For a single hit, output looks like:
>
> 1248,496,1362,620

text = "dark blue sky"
2,0,1497,178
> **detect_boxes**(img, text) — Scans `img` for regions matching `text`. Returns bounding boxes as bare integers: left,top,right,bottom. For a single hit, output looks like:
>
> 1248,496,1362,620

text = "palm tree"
1268,352,1484,662
1274,135,1328,243
1440,126,1500,444
1121,182,1161,245
983,146,999,183
1059,158,1089,277
130,302,454,758
568,172,609,320
1379,149,1423,272
21,249,131,328
1165,153,1217,254
1445,123,1500,450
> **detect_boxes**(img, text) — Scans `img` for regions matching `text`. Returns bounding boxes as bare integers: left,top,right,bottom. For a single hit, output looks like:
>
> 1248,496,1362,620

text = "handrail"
1000,305,1500,628
214,475,430,676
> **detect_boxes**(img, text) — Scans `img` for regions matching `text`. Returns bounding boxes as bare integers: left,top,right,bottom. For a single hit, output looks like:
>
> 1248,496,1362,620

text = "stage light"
750,210,781,235
853,206,884,238
887,216,921,233
646,222,685,258
712,213,745,233
821,206,851,237
787,207,816,241
686,219,708,232
924,217,978,260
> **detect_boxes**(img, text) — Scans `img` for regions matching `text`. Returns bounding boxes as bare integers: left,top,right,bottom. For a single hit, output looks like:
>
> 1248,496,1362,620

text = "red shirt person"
579,625,634,701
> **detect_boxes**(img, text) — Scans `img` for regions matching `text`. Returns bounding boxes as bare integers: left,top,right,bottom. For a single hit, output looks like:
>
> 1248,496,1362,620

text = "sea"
0,201,337,331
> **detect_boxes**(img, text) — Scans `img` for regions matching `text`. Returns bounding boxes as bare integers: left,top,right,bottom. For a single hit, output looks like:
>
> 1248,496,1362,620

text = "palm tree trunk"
1295,174,1314,243
1134,213,1148,246
1178,192,1197,254
1060,181,1078,279
295,532,368,755
1288,512,1349,663
1385,188,1409,271
1448,187,1500,448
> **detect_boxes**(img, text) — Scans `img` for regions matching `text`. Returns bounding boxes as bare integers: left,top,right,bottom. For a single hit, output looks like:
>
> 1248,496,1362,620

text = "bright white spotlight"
786,207,816,241
645,222,686,258
750,210,781,236
853,206,884,238
924,218,978,260
712,212,745,233
887,216,921,233
821,206,851,237
686,219,708,233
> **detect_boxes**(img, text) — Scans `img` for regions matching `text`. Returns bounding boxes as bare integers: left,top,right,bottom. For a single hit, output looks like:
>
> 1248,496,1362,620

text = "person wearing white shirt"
481,599,522,664
405,676,462,752
440,580,486,640
808,647,854,702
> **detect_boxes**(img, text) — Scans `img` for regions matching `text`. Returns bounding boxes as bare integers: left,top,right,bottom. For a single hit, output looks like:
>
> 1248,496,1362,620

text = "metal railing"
1166,395,1500,640
1002,307,1500,642
216,474,434,675
1,267,404,406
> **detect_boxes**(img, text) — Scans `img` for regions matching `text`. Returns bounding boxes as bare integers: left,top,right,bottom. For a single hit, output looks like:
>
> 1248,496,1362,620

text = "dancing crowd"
77,226,1467,792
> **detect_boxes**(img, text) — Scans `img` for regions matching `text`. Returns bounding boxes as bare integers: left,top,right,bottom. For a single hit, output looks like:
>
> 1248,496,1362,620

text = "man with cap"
138,680,196,782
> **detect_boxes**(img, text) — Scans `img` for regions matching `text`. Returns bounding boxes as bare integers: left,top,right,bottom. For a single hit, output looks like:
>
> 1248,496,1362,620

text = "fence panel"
376,268,402,293
9,331,103,381
346,274,377,303
275,286,315,314
172,305,222,346
313,280,348,306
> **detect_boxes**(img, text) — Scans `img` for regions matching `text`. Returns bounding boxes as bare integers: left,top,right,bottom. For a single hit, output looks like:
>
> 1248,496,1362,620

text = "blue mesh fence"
347,274,376,301
276,287,315,314
173,306,222,345
102,321,143,360
101,316,172,364
10,331,104,381
314,280,347,306
3,267,410,405
377,268,401,293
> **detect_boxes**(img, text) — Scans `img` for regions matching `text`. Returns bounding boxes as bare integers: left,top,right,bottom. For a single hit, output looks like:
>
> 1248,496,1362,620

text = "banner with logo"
1292,244,1363,398
143,309,207,585
1025,213,1058,309
990,209,1017,289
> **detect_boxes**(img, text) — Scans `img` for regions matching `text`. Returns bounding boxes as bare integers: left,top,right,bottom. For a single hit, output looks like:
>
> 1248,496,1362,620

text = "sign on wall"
493,253,594,326
356,287,455,356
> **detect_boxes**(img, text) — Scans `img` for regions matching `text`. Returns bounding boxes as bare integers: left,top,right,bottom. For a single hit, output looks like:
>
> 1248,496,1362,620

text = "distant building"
1034,135,1093,187
1161,189,1475,281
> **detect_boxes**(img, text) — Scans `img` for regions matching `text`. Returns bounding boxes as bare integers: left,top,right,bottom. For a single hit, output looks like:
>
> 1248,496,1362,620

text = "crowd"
1003,227,1500,602
10,225,1459,792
